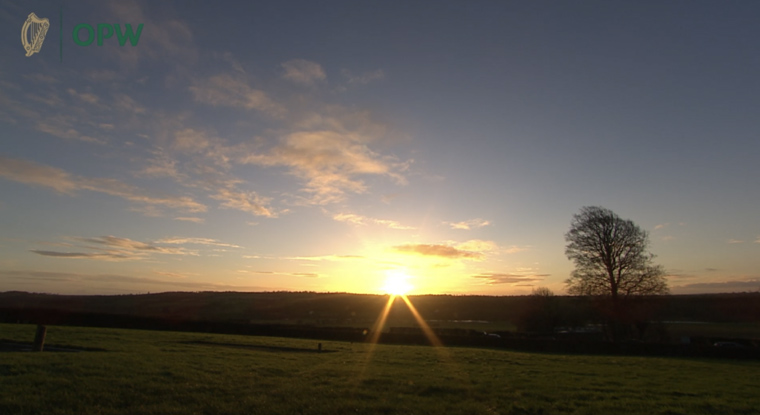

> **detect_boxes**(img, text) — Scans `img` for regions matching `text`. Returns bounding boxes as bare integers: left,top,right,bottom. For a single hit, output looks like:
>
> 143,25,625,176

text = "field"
1,324,758,415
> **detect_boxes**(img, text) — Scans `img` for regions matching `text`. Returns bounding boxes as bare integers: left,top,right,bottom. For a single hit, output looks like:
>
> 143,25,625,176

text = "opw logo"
21,12,49,57
72,23,143,47
21,9,144,60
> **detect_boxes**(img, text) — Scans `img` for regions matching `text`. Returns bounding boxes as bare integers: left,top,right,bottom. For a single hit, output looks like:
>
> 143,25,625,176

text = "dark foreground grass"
1,324,758,415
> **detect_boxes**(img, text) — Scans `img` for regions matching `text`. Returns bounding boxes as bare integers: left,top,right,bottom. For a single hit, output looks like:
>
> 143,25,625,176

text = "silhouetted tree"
565,206,669,340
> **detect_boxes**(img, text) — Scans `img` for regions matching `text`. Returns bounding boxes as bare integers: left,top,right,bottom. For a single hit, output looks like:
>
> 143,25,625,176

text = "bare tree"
565,207,669,341
531,286,555,297
565,206,669,300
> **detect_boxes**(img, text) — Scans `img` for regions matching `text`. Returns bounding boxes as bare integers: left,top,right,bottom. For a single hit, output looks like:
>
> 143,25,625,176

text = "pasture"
0,323,758,414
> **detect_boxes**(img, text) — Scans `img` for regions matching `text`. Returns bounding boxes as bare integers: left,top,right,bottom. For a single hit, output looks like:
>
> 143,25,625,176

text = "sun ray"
400,294,442,347
350,293,397,390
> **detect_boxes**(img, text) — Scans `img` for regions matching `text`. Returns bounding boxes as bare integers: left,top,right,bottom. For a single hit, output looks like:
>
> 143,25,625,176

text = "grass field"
1,324,758,415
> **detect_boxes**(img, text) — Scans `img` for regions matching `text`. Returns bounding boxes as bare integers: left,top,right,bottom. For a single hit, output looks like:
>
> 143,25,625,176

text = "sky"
1,0,758,296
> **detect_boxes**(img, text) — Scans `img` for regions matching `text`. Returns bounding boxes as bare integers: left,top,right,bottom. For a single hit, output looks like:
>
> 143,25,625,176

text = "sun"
382,270,413,296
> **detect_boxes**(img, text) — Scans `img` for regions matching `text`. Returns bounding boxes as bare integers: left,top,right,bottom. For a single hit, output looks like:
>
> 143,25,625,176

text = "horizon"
3,288,760,299
1,1,759,296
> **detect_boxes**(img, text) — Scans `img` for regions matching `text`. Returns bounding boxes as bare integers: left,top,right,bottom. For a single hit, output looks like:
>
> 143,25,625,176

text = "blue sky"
1,0,758,295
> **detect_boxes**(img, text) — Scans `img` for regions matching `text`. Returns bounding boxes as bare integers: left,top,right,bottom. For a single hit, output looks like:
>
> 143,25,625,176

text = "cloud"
392,244,483,260
112,93,147,114
342,69,385,85
35,115,103,143
78,235,162,251
0,156,206,215
286,254,365,262
502,245,529,254
173,128,212,153
67,88,99,104
29,235,206,261
247,270,320,278
445,218,491,230
242,130,406,204
290,272,319,278
76,236,197,255
174,217,205,223
154,237,241,248
333,212,415,230
654,223,669,230
154,271,189,279
211,188,277,217
455,240,498,253
381,193,401,204
0,270,266,292
472,273,549,285
30,250,134,260
190,73,285,116
281,59,327,85
727,239,745,244
78,177,206,213
0,156,78,193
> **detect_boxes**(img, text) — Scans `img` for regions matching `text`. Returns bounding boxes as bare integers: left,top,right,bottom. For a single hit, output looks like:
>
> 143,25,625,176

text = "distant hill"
1,291,758,328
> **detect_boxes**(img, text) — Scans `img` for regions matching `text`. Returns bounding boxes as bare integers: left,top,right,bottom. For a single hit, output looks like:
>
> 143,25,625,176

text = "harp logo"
22,12,50,57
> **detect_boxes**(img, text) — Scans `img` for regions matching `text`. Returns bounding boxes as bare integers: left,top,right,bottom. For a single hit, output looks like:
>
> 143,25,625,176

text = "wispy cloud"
190,73,285,117
444,218,490,230
392,244,483,260
332,212,415,230
67,88,100,104
290,272,319,278
654,223,669,230
342,69,384,85
0,156,206,215
727,239,745,244
30,250,134,260
154,237,241,248
154,271,190,279
472,272,548,285
247,270,320,278
242,130,407,204
35,115,103,143
174,217,205,223
502,245,529,254
0,270,265,292
0,156,78,193
455,240,498,253
211,188,277,217
285,254,365,262
281,59,327,85
27,235,218,261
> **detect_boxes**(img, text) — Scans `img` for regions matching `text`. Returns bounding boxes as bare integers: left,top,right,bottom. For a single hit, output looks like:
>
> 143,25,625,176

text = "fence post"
34,325,47,352
318,343,322,352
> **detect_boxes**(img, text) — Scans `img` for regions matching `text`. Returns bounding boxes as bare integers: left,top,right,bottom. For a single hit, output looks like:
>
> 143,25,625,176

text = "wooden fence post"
34,325,47,352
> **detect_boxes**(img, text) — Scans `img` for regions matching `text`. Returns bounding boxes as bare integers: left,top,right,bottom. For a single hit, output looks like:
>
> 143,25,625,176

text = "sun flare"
382,270,413,295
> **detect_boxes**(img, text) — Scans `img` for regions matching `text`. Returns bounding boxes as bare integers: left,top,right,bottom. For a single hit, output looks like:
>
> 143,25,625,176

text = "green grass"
1,323,758,415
